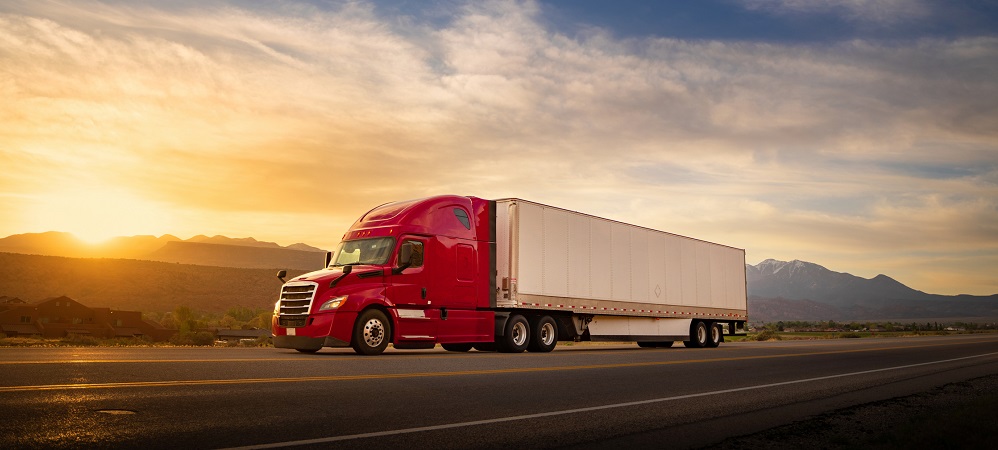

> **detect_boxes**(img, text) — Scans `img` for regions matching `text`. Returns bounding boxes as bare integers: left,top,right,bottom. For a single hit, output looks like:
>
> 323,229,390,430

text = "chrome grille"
277,282,318,328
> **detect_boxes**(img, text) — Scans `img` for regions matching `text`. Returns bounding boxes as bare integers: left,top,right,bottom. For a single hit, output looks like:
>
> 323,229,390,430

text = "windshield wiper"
331,262,368,267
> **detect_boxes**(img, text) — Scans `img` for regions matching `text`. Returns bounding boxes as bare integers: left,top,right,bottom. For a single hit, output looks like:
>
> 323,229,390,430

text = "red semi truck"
272,195,747,355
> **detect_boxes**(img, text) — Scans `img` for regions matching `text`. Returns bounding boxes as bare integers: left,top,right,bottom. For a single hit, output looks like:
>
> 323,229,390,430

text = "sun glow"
24,186,174,244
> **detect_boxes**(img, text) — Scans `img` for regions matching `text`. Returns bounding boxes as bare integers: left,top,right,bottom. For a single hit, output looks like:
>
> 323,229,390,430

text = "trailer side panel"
496,199,747,321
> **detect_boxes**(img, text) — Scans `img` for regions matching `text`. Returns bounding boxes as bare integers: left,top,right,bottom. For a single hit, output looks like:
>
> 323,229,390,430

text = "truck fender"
494,311,511,337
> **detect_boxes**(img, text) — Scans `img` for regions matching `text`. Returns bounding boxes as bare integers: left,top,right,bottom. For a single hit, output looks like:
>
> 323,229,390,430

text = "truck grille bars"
277,282,317,328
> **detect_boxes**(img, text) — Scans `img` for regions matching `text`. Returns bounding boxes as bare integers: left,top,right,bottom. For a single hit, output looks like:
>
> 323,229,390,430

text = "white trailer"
494,199,747,348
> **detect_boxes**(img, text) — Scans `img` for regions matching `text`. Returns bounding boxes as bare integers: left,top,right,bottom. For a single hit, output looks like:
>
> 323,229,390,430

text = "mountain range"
747,259,998,322
0,232,326,270
0,232,995,321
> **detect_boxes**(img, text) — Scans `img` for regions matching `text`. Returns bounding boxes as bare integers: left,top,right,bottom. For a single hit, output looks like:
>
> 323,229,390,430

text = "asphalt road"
2,334,997,449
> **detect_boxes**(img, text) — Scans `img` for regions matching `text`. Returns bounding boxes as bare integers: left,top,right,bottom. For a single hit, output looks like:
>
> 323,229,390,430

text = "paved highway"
2,334,997,449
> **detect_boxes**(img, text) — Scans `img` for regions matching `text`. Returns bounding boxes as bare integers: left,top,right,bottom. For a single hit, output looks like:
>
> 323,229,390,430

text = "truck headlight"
319,295,347,311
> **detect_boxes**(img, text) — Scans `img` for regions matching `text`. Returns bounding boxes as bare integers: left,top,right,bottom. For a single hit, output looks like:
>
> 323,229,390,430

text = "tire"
472,343,496,352
683,321,708,348
527,316,557,353
295,348,319,354
705,322,721,348
497,314,529,353
442,343,473,352
352,309,391,355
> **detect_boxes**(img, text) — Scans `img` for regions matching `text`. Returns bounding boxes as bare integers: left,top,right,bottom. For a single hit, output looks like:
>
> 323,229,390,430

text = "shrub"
169,331,216,346
249,335,272,347
839,332,863,339
754,330,782,341
61,334,100,346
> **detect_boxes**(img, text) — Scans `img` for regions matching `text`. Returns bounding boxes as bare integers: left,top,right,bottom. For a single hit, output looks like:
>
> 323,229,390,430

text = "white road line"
219,350,998,450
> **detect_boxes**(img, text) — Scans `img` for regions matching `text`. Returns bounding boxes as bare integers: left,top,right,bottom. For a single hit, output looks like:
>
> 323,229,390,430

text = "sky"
1,0,997,295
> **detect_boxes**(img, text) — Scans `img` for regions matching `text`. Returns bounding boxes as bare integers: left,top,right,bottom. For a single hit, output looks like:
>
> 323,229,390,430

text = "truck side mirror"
394,242,413,275
277,270,287,283
324,251,332,267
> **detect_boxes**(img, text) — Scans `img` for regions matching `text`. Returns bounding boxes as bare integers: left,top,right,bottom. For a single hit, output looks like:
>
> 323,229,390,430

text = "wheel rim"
540,322,556,346
512,321,527,346
363,318,385,348
697,323,707,344
711,326,720,343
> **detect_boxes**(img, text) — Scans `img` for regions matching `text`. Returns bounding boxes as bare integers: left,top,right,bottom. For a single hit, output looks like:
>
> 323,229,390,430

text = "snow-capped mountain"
746,259,998,321
746,259,932,305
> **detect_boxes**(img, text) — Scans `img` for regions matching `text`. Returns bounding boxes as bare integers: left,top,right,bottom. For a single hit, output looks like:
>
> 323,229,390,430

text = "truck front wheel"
497,314,529,353
352,309,391,355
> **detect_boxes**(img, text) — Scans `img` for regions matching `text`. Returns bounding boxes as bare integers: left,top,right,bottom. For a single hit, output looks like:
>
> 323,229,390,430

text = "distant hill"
0,232,327,270
0,231,163,259
746,259,998,321
0,252,309,313
146,241,327,271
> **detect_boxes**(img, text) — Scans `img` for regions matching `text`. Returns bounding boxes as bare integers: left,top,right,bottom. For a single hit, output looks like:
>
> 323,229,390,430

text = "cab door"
388,236,429,308
387,236,437,341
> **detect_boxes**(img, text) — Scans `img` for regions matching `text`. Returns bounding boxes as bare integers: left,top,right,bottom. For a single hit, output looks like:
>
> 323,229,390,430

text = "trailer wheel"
683,321,708,348
706,323,721,348
442,343,473,352
497,314,529,353
527,316,557,353
352,309,391,355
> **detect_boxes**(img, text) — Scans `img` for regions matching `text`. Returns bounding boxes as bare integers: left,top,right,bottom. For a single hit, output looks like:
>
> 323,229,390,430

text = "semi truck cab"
272,195,496,354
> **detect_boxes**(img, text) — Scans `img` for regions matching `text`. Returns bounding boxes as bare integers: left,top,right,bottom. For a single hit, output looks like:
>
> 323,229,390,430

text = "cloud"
0,0,996,294
737,0,934,25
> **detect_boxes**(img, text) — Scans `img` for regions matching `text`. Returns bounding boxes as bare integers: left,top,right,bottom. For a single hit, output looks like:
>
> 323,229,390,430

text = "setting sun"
24,186,173,244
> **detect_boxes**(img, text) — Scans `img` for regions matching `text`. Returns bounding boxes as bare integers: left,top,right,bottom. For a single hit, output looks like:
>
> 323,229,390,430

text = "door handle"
421,288,427,299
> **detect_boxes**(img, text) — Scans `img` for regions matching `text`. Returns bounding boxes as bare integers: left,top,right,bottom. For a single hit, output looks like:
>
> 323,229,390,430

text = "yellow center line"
2,337,996,393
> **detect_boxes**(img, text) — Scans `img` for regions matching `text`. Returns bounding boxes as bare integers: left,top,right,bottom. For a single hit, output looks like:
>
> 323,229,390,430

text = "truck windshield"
329,237,395,267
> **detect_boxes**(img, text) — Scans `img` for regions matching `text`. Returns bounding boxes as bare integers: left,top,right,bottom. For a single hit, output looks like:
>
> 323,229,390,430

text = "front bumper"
272,311,357,350
273,335,349,351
